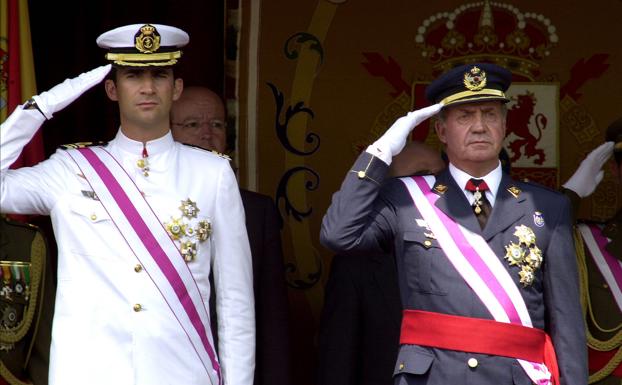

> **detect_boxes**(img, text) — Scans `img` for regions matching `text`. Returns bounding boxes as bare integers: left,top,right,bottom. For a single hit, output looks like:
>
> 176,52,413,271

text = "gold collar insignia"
507,186,521,198
434,184,448,194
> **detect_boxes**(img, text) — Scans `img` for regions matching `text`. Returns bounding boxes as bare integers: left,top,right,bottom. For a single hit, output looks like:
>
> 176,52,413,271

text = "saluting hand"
31,64,112,119
562,141,615,198
368,103,443,164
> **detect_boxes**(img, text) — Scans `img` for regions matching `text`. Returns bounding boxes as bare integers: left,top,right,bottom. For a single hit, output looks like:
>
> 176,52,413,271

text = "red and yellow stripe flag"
0,0,44,168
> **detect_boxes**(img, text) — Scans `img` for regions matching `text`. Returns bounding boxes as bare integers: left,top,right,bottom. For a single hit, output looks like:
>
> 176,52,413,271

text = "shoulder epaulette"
517,178,563,195
576,218,605,226
179,143,232,161
209,150,232,161
60,141,107,150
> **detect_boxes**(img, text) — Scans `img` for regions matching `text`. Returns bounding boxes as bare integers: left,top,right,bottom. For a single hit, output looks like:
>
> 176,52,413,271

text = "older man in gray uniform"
321,63,586,385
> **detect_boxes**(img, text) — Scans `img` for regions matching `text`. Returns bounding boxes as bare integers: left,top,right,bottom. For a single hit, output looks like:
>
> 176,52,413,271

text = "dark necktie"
465,178,492,229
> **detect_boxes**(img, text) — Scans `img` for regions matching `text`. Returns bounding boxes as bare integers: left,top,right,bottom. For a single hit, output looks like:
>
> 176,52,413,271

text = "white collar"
111,128,175,157
449,162,502,206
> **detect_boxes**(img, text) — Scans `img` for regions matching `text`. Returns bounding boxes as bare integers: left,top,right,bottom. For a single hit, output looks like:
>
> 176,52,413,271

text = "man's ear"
104,79,118,101
435,120,447,144
172,78,184,101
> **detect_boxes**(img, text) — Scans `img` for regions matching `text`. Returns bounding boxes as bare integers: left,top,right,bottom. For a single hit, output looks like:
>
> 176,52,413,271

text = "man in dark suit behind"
171,87,291,385
320,63,586,385
318,251,401,385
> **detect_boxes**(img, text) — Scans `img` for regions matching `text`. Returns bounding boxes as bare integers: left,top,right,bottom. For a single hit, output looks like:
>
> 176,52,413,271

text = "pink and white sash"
66,146,221,385
578,223,622,312
401,175,551,384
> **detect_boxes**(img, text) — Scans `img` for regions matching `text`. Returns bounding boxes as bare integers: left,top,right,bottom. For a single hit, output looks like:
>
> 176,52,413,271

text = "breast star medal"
164,198,211,262
180,199,200,219
504,225,542,286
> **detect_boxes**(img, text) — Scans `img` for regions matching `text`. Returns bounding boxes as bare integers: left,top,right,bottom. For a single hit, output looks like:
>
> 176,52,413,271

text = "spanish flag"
0,0,44,168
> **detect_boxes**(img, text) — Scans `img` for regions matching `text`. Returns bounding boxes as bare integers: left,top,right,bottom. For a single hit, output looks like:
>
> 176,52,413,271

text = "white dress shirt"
448,162,502,207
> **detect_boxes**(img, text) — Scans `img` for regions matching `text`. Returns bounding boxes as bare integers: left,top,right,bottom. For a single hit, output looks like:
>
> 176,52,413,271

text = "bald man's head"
170,86,227,153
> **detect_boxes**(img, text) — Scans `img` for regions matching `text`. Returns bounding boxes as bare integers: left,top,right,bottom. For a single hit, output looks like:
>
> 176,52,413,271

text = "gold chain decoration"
574,228,622,383
0,362,30,385
588,348,622,384
0,231,46,385
0,233,45,343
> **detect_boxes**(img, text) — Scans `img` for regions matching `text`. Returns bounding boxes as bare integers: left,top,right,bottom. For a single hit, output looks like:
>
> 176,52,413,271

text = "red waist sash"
400,310,559,384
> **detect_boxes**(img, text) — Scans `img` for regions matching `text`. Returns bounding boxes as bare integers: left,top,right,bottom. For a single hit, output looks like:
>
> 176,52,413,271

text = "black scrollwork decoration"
284,248,323,290
267,82,320,156
275,166,320,225
284,32,324,64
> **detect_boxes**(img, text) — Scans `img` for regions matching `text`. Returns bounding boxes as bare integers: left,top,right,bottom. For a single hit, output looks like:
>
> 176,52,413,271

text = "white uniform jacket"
0,108,255,385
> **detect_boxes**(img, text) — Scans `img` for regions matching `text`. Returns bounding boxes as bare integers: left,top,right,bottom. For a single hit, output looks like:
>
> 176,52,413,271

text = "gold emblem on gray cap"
463,66,487,91
135,24,161,53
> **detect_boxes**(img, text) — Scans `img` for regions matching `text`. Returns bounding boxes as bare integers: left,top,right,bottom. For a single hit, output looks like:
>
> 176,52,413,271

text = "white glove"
367,103,443,164
31,64,111,119
562,141,615,198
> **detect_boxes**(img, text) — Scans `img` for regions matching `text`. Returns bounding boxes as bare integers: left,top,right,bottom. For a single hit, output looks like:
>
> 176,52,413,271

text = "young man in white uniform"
0,24,255,385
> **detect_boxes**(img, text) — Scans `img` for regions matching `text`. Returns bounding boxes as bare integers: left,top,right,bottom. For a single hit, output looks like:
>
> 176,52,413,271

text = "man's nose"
140,75,156,93
200,124,214,137
471,111,487,131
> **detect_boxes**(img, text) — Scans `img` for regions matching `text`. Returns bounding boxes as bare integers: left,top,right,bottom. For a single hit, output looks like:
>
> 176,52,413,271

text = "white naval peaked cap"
96,23,189,67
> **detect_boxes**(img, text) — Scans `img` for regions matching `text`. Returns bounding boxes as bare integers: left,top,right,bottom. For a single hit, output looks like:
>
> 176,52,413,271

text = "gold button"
603,283,609,289
357,170,366,179
134,264,143,273
133,304,142,312
90,214,97,221
137,159,145,168
424,240,432,247
467,358,478,368
398,362,405,371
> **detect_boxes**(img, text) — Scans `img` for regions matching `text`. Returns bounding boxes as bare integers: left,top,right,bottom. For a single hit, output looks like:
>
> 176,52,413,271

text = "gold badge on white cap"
135,24,161,53
97,23,189,67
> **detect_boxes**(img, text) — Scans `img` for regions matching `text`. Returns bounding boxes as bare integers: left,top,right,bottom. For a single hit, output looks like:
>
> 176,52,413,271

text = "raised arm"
320,104,441,253
0,65,111,214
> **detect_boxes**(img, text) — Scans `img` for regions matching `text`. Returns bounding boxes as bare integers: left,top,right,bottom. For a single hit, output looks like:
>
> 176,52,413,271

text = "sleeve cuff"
365,144,392,165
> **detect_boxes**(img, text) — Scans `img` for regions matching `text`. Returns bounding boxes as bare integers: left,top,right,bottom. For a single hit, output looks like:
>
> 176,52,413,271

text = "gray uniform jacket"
320,152,587,385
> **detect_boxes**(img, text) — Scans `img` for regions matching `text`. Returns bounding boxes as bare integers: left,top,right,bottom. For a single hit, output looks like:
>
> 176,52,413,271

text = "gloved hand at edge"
562,141,614,198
